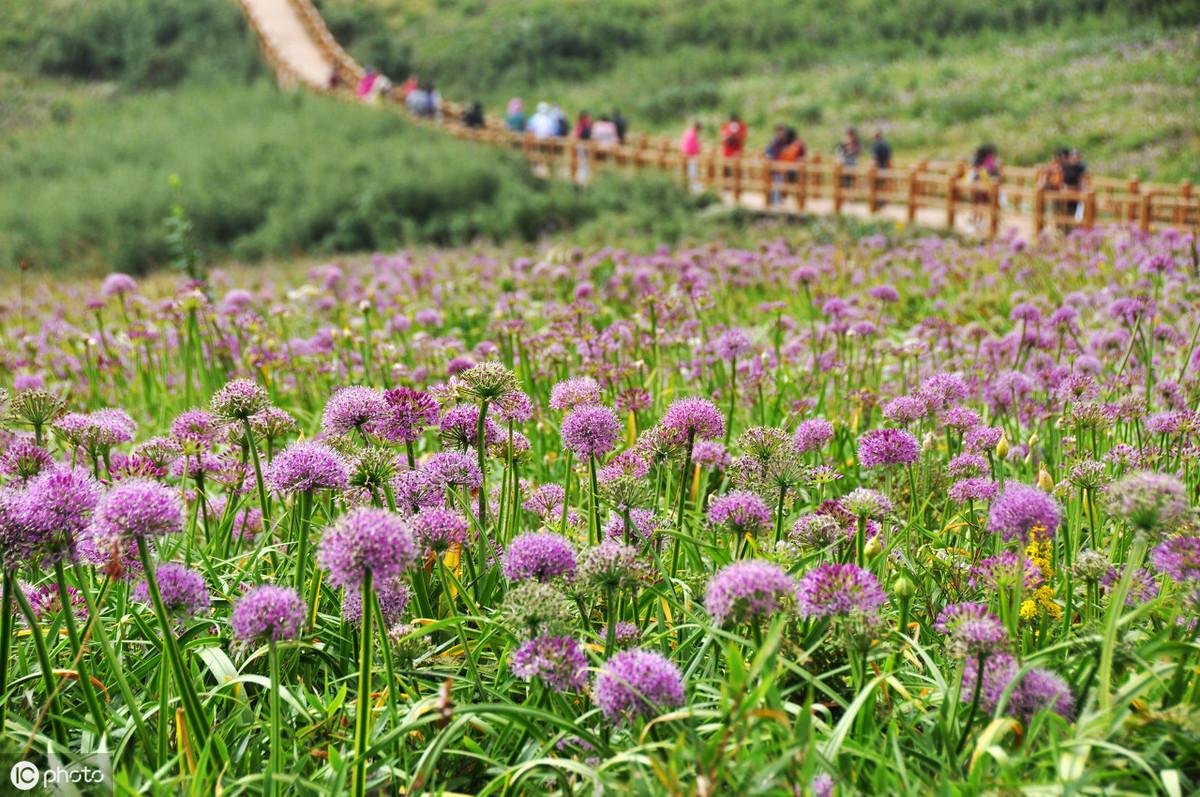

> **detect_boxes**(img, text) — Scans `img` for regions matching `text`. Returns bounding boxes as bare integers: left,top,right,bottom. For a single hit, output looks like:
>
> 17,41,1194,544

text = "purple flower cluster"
856,428,920,468
210,379,269,421
318,507,417,589
705,560,799,625
1151,536,1200,582
377,387,439,443
708,490,772,534
962,653,1074,722
549,377,602,411
796,564,886,619
934,602,1007,658
510,634,589,692
91,478,183,543
410,507,468,553
561,405,621,458
322,386,387,437
793,418,834,454
987,482,1060,541
265,442,349,495
503,532,577,582
593,648,685,723
231,585,306,645
133,563,210,618
662,397,725,442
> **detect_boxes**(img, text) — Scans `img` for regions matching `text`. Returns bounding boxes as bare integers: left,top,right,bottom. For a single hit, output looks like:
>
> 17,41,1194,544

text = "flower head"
1151,536,1200,582
796,564,886,619
705,560,799,625
934,603,1007,658
549,377,602,411
341,577,410,626
561,405,621,458
322,386,387,437
91,478,182,544
231,585,306,645
265,442,349,495
410,508,468,554
857,428,920,468
793,418,834,454
133,563,210,619
662,397,725,442
318,508,417,590
510,635,588,692
1106,471,1193,537
577,541,645,592
501,580,576,638
593,648,685,723
988,483,1061,542
503,532,577,582
708,490,772,534
458,362,519,402
210,379,269,421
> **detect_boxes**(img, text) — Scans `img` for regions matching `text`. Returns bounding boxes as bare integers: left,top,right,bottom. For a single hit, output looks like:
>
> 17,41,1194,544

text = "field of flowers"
0,228,1198,795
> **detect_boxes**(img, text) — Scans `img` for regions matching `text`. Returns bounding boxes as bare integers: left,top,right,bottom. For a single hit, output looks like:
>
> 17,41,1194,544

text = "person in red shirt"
720,114,747,158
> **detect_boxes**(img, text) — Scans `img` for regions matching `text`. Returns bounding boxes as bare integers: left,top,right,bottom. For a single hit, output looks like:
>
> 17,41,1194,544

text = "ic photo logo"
9,761,39,791
7,758,107,793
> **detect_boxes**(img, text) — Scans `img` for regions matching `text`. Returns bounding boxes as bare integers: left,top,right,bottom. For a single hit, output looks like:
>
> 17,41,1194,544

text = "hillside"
321,0,1200,180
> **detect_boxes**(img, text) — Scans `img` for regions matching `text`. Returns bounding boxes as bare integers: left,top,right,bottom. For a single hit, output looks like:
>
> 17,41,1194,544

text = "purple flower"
1010,667,1075,722
421,451,483,491
92,478,181,546
793,418,834,454
963,425,1002,453
796,564,886,619
662,398,725,442
341,577,410,626
713,328,753,360
841,487,893,519
410,508,468,553
707,490,772,534
949,477,998,503
561,405,621,458
946,453,988,478
934,602,1007,658
171,409,223,450
100,272,138,297
1106,471,1193,536
0,441,54,482
705,560,799,625
22,581,86,622
961,652,1016,716
19,467,100,563
691,441,730,469
523,483,566,517
593,648,685,723
810,773,835,797
857,428,920,468
231,585,306,645
377,387,439,444
318,507,417,590
265,442,349,495
577,541,644,591
881,396,928,426
604,509,660,544
987,483,1061,541
502,532,577,582
510,634,588,692
549,377,602,411
210,379,269,421
322,386,387,437
1100,565,1159,605
439,405,500,450
132,563,210,618
1151,536,1200,582
970,552,1043,590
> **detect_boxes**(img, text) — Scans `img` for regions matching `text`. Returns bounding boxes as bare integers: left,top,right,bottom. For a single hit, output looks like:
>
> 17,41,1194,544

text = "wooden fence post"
797,160,808,210
832,162,844,214
570,144,579,182
1034,186,1046,235
988,183,1001,238
907,162,924,224
867,164,879,213
764,160,774,208
945,162,964,230
1127,177,1140,225
1083,190,1096,228
1140,192,1152,233
1178,181,1192,226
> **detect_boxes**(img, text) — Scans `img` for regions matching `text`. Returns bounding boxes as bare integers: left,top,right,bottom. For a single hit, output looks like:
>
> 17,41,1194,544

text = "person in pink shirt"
680,122,702,192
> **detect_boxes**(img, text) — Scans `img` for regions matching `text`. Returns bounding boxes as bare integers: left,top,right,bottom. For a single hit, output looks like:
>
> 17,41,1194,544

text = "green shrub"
0,84,709,274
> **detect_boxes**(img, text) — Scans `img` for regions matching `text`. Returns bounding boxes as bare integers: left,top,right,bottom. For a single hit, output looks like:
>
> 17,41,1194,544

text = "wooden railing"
237,0,1200,239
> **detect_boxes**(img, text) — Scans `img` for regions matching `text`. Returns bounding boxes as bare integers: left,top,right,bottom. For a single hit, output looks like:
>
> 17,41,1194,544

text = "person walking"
721,114,747,158
611,109,628,144
504,98,526,132
574,111,594,183
680,121,703,193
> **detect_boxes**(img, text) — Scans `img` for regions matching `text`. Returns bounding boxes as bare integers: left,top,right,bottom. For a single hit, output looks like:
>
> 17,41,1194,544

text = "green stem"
267,640,283,797
53,561,106,733
244,418,272,526
353,571,374,797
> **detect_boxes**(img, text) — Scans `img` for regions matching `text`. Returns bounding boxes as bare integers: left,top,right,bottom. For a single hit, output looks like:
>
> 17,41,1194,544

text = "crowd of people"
353,77,1093,224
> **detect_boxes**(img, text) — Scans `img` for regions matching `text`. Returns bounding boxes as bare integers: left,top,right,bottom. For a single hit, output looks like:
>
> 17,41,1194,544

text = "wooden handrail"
235,0,1200,240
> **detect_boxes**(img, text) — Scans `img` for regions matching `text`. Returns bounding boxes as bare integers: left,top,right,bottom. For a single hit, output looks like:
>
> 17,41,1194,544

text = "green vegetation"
0,84,715,274
328,0,1199,180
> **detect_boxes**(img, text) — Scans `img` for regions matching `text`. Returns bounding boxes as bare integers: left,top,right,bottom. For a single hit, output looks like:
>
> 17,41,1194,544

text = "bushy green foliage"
17,0,262,88
0,84,713,274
